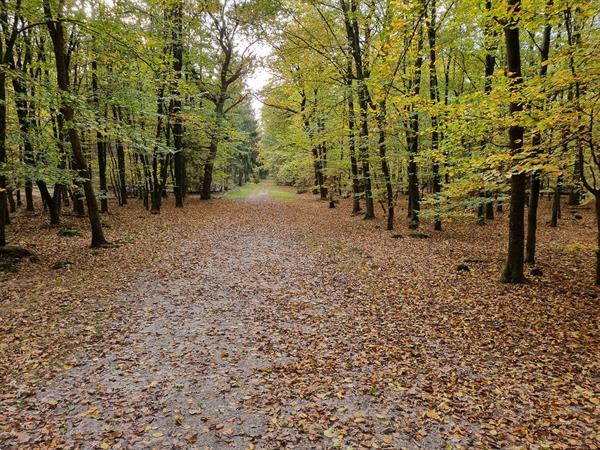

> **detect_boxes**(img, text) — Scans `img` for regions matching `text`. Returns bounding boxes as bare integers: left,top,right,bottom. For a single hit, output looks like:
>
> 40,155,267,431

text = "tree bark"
525,17,552,264
550,175,561,227
376,101,394,230
346,73,361,214
341,0,374,219
171,0,184,207
44,0,108,247
428,0,442,231
407,31,423,229
501,0,526,283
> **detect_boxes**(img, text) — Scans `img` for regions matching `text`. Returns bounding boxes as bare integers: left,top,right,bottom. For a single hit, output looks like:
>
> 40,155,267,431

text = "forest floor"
0,182,598,450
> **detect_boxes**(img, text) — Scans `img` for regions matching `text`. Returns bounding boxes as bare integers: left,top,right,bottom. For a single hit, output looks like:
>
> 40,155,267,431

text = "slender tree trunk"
477,194,485,225
7,188,15,213
317,119,328,199
346,76,361,214
595,195,600,285
357,85,374,219
501,0,526,283
25,182,33,211
376,101,394,230
0,72,8,246
91,60,108,212
407,32,423,229
550,175,562,227
44,0,108,247
201,136,219,200
481,0,498,225
341,0,373,219
172,0,184,207
428,0,442,231
485,200,494,220
525,18,552,264
201,98,224,200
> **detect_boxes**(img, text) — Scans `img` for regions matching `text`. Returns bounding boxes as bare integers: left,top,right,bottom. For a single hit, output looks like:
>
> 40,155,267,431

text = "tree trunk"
407,38,423,229
357,88,374,219
201,137,218,200
171,0,184,207
346,72,361,214
485,199,494,220
25,182,33,211
550,175,561,227
525,18,551,264
376,101,394,230
595,195,600,285
428,0,442,231
0,72,8,246
44,0,108,247
91,60,108,213
525,173,540,263
37,181,60,225
116,138,127,205
501,0,526,283
340,0,373,219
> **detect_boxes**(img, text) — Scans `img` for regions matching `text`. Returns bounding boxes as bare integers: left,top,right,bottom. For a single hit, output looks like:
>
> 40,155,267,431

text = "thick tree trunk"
501,0,526,283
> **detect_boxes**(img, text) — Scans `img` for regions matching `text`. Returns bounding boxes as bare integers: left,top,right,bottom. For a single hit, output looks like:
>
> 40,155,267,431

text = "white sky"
245,42,273,121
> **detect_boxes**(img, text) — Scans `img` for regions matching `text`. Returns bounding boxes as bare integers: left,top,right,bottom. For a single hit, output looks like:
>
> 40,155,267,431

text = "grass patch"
225,182,297,201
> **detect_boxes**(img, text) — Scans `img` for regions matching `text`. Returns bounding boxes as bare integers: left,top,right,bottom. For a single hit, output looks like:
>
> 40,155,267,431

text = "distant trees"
259,0,599,283
0,0,260,246
0,0,597,285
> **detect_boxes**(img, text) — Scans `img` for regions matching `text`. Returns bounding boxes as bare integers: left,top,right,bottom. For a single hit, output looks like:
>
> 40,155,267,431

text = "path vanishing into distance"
1,183,598,449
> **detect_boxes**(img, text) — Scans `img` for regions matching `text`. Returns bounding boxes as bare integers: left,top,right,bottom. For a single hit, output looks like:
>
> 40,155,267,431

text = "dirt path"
6,197,371,449
2,191,598,449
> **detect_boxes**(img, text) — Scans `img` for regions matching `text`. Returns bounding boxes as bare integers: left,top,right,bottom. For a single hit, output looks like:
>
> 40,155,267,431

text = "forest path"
3,188,598,449
12,195,389,449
